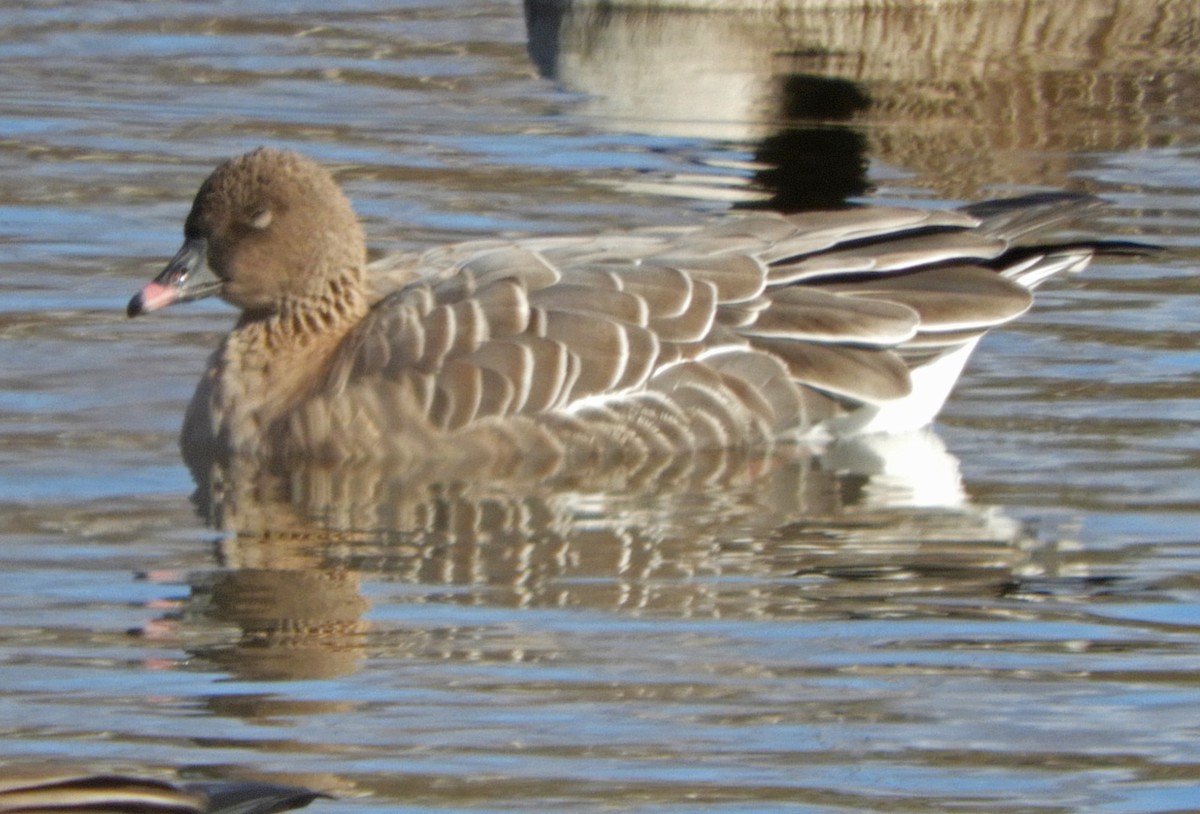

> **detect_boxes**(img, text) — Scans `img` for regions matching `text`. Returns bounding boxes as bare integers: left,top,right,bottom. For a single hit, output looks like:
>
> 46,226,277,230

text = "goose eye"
248,208,273,230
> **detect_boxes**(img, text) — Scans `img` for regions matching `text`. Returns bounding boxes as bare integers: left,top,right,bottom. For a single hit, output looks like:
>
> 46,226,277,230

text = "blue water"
2,1,1200,811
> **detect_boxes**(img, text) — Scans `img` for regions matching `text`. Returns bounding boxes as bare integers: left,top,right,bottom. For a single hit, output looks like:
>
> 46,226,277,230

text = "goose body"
128,148,1108,470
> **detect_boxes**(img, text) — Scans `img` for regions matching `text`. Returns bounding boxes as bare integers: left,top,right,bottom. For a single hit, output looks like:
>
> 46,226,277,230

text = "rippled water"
2,0,1200,811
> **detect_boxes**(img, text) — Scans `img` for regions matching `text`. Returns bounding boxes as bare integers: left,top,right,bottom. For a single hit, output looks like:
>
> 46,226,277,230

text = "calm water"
2,0,1200,811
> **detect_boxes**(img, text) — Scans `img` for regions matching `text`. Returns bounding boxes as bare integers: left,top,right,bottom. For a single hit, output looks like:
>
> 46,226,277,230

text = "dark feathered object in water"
0,769,327,814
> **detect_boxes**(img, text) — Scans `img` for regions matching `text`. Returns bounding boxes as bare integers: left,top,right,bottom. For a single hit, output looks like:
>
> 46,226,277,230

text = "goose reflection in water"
525,0,1200,203
140,429,1073,686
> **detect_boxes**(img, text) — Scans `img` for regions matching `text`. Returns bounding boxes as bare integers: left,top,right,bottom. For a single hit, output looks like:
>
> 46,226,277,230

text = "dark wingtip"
187,781,332,814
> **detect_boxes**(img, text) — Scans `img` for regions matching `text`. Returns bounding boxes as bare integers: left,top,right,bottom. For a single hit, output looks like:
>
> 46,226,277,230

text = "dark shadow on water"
742,125,870,212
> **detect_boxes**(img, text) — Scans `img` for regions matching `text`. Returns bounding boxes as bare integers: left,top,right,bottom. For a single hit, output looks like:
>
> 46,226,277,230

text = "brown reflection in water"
137,514,375,682
189,568,370,681
526,0,1200,200
154,432,1076,683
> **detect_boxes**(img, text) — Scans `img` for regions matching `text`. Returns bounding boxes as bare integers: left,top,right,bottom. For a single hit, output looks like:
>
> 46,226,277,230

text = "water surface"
2,1,1200,811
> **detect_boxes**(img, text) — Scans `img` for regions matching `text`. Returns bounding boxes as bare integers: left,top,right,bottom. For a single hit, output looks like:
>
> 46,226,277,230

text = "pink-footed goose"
128,148,1125,471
